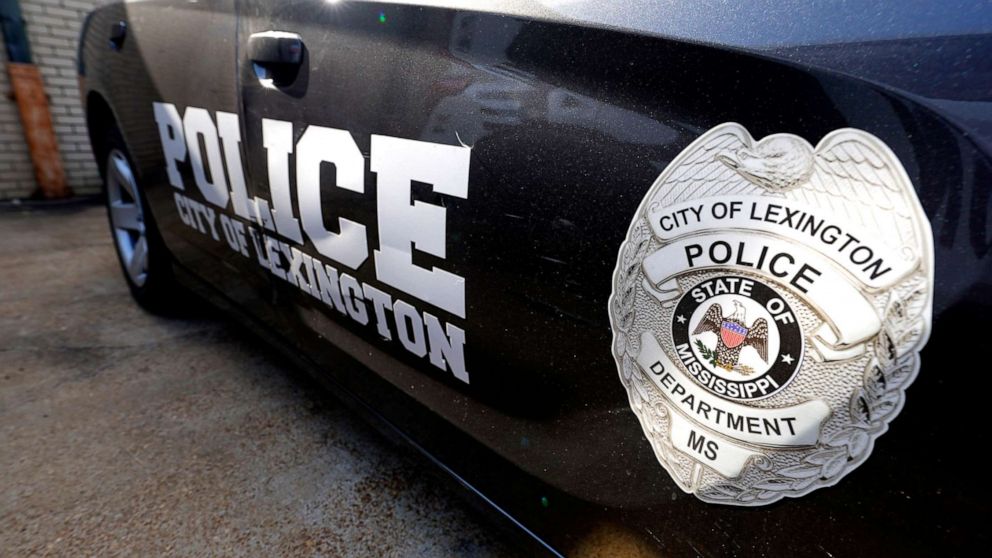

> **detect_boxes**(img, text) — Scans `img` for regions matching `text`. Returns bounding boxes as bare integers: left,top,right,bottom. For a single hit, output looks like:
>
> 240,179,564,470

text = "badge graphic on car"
609,123,933,505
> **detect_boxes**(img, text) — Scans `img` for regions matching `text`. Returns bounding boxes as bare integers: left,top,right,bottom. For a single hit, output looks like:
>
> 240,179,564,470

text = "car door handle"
109,20,127,50
248,31,304,66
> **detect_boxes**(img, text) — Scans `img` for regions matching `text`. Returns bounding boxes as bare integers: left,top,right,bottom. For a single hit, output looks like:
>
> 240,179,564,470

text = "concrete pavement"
0,203,515,557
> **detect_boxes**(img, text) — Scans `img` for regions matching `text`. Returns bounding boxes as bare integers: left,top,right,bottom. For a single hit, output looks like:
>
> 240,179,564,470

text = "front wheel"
101,127,188,315
106,148,149,288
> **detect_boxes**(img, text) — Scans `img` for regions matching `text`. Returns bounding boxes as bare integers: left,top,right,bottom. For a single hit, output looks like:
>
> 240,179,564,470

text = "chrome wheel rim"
106,149,148,287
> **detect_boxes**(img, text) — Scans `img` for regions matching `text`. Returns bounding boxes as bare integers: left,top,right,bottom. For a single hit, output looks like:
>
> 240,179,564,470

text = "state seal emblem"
609,123,933,505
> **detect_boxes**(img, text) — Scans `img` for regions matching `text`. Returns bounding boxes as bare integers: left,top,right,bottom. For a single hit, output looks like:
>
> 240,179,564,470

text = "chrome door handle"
248,31,303,65
247,31,304,87
109,20,127,50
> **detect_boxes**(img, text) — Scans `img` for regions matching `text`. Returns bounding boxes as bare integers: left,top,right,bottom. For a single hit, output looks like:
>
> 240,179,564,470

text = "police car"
79,1,990,554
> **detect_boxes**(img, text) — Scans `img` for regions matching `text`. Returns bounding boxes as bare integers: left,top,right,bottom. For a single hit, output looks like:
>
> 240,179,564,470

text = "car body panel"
80,1,991,554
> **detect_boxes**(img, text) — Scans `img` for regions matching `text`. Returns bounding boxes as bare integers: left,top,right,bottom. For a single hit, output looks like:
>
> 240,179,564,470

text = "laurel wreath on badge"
609,123,933,506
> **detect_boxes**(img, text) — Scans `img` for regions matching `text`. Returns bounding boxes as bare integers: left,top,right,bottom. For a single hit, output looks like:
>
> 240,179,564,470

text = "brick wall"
1,0,104,199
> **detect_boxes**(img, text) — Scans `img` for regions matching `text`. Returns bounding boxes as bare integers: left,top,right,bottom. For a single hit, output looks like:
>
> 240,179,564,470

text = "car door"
235,5,481,395
235,0,606,493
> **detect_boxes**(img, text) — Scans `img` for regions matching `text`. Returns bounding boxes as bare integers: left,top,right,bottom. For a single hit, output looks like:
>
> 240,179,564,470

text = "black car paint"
79,1,990,555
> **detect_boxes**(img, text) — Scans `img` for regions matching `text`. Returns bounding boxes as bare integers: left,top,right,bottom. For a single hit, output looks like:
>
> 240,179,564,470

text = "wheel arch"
84,90,120,186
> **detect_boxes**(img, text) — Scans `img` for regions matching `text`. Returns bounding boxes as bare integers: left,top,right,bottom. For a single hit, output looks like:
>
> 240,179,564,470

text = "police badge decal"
609,123,933,505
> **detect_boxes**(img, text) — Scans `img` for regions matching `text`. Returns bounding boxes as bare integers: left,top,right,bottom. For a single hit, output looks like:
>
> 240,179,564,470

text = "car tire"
99,124,188,315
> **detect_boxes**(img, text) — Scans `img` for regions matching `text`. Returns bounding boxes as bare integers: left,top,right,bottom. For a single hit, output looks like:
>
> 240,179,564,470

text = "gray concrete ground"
0,204,515,557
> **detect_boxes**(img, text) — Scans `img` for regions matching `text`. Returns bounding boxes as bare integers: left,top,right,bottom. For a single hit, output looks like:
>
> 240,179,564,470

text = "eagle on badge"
693,301,768,372
715,136,814,192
